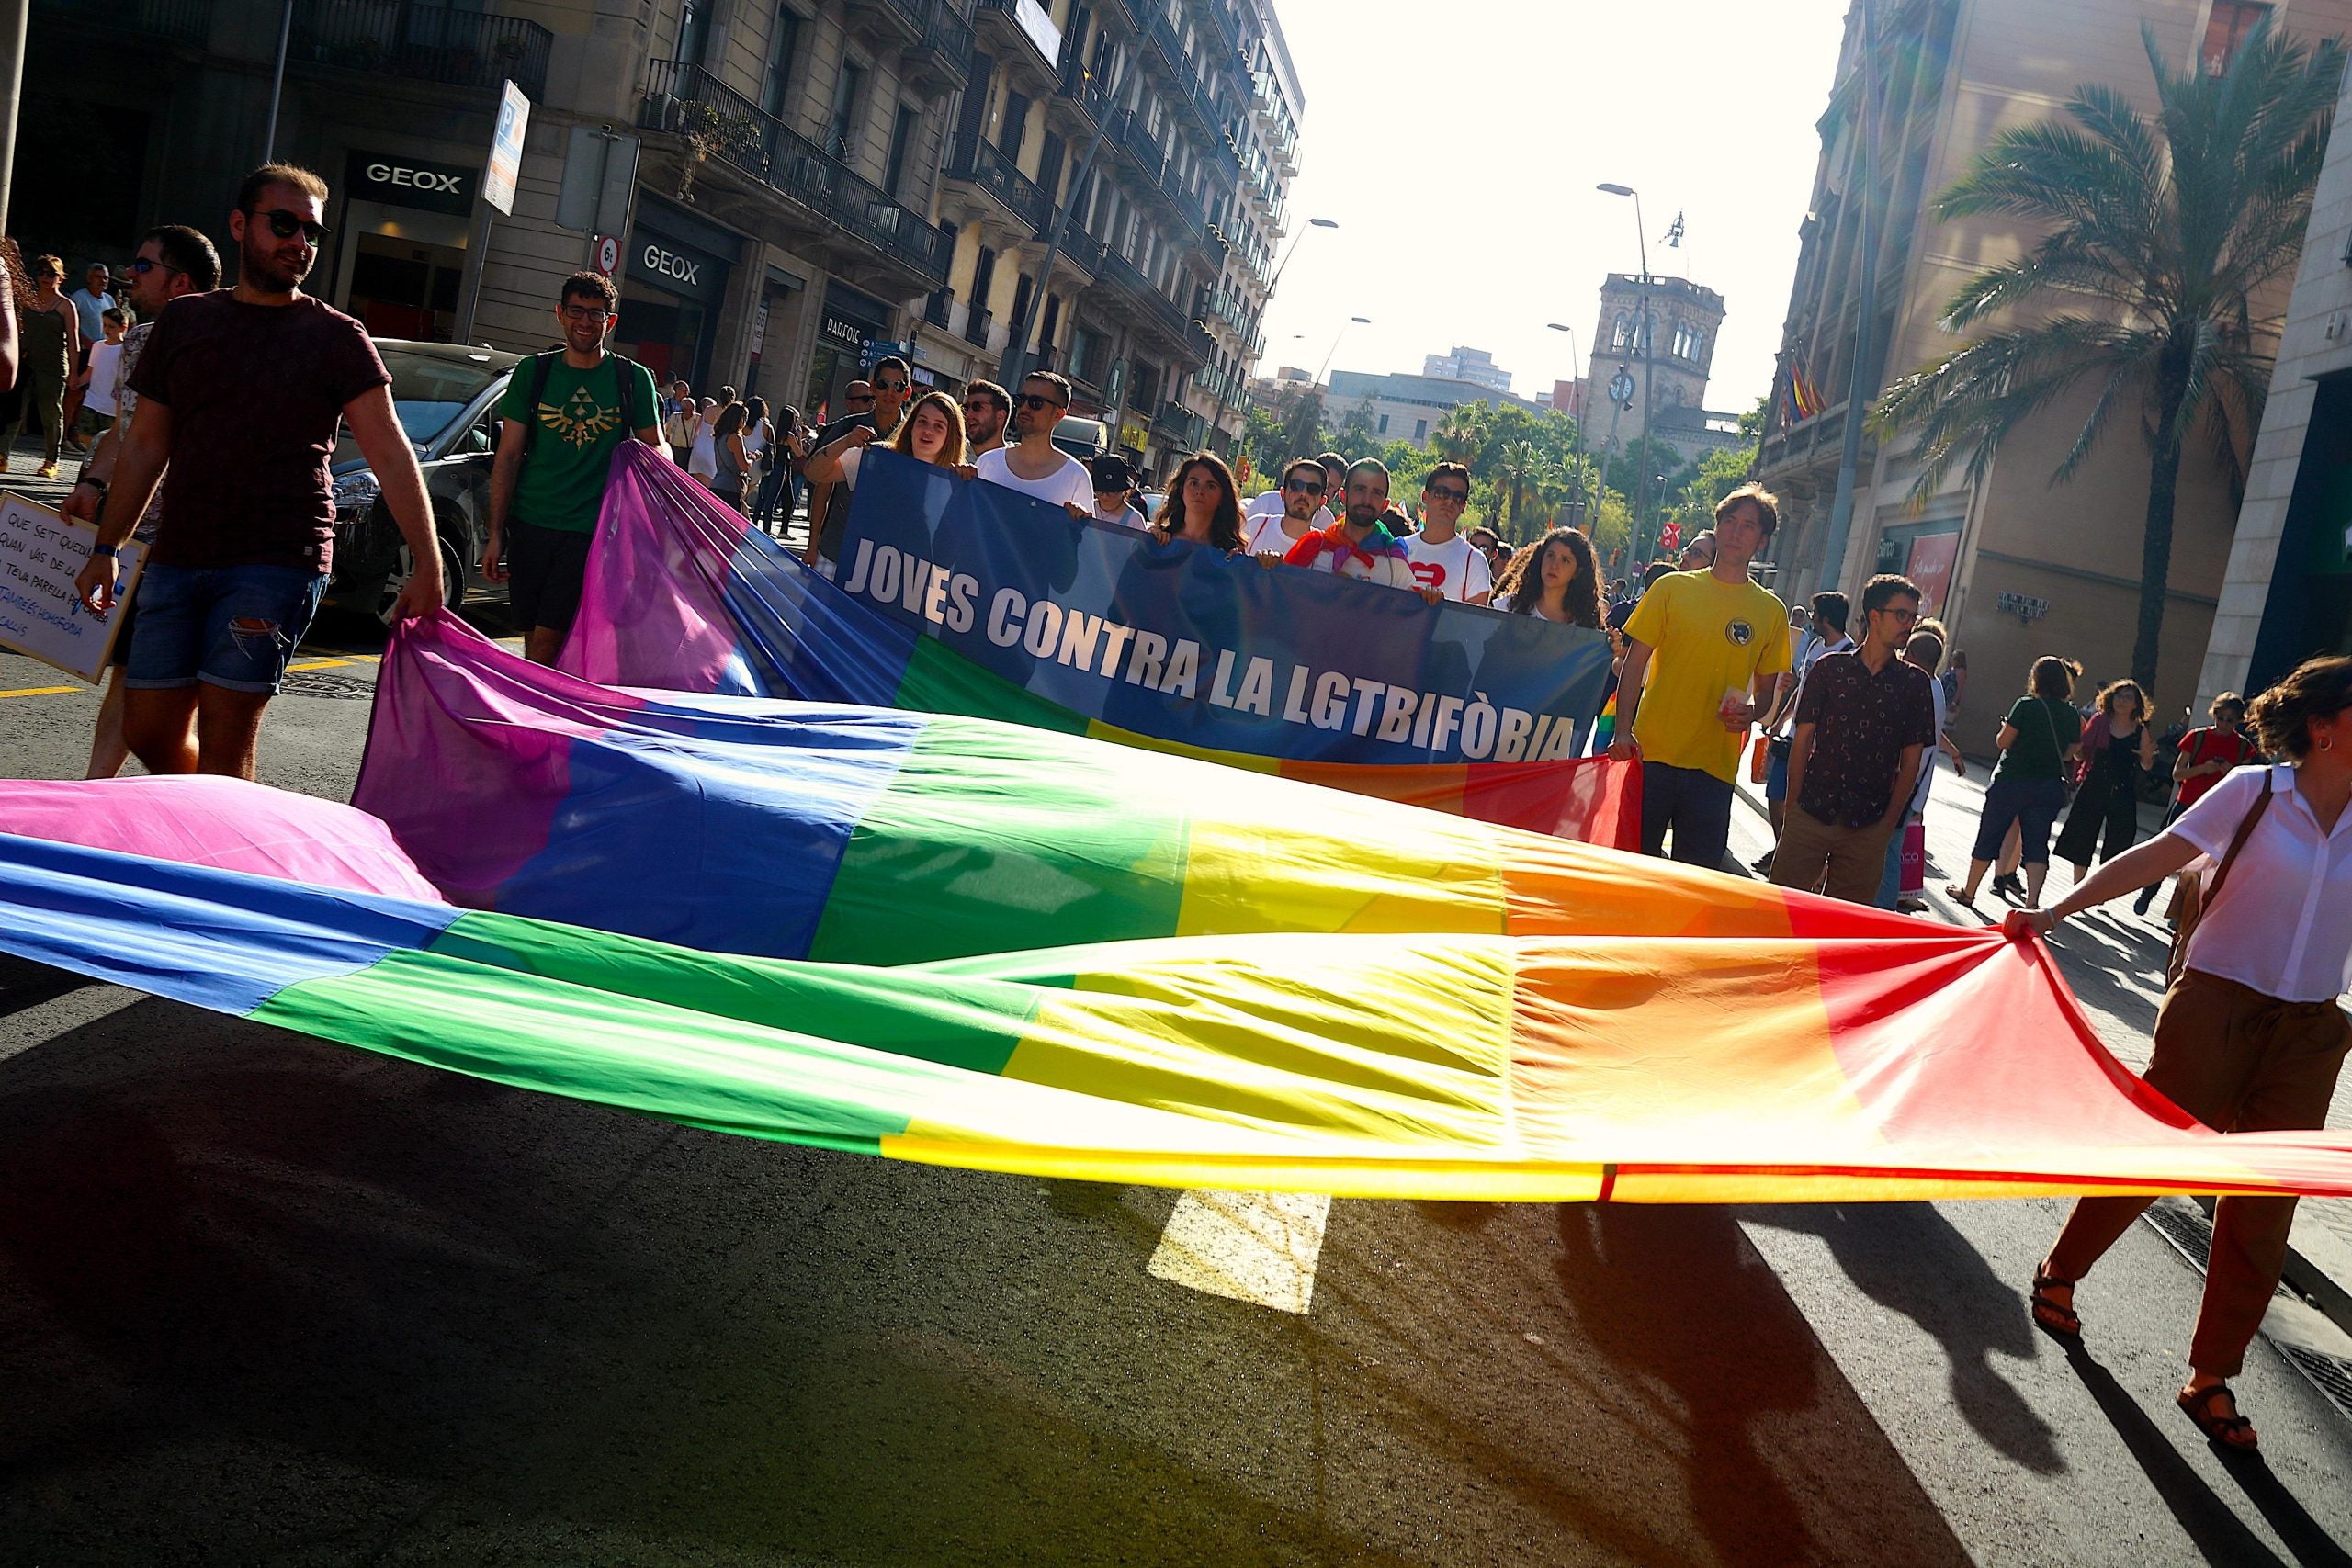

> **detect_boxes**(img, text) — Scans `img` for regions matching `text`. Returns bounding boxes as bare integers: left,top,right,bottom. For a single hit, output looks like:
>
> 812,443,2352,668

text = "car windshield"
334,348,508,466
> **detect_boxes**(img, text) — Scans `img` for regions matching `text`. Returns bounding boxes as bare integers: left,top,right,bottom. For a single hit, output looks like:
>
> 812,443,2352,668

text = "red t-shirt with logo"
129,290,390,574
2175,725,2256,807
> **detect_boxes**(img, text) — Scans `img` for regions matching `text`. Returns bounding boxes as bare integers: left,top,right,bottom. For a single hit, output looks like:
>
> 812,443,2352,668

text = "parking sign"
484,80,530,216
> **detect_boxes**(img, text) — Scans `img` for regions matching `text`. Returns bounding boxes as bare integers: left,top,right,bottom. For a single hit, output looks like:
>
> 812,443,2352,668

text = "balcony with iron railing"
1057,224,1107,279
290,0,552,98
1097,247,1196,351
974,0,1063,85
899,0,976,91
639,60,949,288
943,131,1052,234
31,0,211,47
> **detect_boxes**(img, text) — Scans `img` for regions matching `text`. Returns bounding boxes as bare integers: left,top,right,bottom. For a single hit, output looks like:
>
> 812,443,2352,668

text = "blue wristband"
91,544,119,559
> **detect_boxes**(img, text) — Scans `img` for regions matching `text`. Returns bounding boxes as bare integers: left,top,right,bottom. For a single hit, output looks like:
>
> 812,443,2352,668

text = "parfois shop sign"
344,151,475,217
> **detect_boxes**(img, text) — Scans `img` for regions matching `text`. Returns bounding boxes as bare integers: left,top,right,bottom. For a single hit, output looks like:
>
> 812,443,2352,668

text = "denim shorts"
123,562,327,694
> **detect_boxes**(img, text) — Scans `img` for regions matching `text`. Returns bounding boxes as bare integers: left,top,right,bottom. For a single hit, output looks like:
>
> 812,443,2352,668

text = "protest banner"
832,451,1611,766
0,493,147,682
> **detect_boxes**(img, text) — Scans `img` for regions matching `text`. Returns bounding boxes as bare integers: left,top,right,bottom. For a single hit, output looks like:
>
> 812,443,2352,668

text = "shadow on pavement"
0,1005,1425,1565
1743,1202,2064,1474
2217,1449,2352,1568
1547,1204,1974,1567
2059,1340,2287,1565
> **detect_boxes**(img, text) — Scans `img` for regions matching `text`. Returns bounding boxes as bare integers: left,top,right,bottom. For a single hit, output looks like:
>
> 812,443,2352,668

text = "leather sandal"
2177,1383,2258,1450
2029,1271,2080,1337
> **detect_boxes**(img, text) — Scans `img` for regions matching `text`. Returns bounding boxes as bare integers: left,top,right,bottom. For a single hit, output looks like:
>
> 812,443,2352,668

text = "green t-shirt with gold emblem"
498,354,662,534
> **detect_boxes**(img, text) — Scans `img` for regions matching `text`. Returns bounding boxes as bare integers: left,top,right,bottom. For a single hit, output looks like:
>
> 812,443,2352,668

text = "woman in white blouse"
2008,655,2352,1452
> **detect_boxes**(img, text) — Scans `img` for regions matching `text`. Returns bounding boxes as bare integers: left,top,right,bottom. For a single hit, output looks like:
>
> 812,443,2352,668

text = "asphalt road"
5,606,2352,1563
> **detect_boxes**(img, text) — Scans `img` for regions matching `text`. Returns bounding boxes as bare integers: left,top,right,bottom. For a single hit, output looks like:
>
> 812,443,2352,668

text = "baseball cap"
1089,454,1136,492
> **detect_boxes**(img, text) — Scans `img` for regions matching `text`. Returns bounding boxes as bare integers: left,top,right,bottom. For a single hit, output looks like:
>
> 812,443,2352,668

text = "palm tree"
1870,20,2342,687
1497,440,1541,542
1430,405,1487,467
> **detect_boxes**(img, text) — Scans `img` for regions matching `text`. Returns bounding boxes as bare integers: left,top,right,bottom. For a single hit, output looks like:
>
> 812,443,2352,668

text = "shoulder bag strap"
2204,774,2274,906
2167,775,2272,985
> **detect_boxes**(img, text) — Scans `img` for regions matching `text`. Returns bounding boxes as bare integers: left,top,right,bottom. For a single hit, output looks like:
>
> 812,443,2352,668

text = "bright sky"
1253,0,1851,416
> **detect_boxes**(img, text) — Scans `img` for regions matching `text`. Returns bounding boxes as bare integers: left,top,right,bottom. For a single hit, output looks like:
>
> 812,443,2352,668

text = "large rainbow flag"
6,775,2352,1202
556,447,1638,847
7,626,2352,1201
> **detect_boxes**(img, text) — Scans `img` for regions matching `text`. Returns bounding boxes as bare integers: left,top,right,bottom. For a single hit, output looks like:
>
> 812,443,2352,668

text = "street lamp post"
1314,315,1370,386
1597,183,1657,562
1211,216,1335,455
1546,321,1586,527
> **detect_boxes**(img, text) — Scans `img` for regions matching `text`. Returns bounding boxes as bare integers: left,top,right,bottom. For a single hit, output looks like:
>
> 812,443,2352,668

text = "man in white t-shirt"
1401,461,1491,605
1243,457,1328,556
1085,452,1149,527
1281,457,1421,592
1244,448,1341,536
971,370,1095,512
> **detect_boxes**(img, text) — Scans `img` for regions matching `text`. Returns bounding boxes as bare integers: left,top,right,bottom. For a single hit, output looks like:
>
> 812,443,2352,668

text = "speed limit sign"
591,233,620,276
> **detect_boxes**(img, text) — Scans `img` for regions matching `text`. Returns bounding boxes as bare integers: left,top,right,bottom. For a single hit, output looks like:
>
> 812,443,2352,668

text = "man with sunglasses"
75,163,443,780
1402,461,1492,605
1243,457,1326,557
804,359,912,571
962,379,1010,456
972,371,1094,510
481,270,662,665
61,224,222,778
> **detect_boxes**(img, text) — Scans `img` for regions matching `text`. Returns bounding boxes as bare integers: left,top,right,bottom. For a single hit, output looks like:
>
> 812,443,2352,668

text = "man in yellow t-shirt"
1611,483,1792,867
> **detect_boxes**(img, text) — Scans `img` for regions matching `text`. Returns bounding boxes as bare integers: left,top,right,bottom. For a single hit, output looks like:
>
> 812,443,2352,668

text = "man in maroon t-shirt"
74,164,445,779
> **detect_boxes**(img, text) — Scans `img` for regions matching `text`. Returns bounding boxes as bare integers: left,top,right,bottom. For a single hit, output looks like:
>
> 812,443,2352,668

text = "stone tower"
1584,273,1725,447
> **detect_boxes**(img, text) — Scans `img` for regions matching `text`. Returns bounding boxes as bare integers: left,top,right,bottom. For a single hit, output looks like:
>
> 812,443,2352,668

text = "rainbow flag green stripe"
13,832,2352,1204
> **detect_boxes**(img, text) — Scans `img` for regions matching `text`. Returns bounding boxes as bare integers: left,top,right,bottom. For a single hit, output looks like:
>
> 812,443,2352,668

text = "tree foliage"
1869,19,2341,686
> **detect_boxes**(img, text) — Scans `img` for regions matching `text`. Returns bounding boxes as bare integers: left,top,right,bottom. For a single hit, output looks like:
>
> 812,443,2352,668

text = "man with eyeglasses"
804,359,912,571
972,370,1094,510
1243,457,1326,557
1769,573,1936,904
1401,461,1492,605
962,379,1010,456
75,163,444,780
481,269,662,665
61,224,222,779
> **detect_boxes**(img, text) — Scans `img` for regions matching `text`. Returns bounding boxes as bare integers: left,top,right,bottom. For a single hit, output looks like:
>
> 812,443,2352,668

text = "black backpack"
517,347,648,456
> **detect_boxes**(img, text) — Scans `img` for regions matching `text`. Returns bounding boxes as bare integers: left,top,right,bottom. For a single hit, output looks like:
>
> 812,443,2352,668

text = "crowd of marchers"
8,159,2347,1461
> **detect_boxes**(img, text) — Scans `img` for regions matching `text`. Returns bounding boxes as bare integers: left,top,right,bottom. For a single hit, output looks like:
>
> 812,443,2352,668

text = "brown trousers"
2046,968,2350,1376
1769,807,1896,905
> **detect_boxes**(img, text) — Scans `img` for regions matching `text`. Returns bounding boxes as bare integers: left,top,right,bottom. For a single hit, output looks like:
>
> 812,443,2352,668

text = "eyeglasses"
1878,605,1921,624
127,257,184,278
561,304,612,322
248,208,330,245
1014,393,1065,412
1426,487,1468,503
1283,477,1326,494
874,378,909,392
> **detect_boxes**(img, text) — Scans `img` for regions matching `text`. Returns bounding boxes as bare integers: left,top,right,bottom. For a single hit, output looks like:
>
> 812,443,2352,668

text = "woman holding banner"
1150,453,1246,552
1490,527,1603,626
2007,655,2352,1452
804,389,967,493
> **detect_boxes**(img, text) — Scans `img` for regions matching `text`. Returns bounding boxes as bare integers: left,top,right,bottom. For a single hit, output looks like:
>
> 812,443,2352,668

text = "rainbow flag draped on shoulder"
559,446,1637,847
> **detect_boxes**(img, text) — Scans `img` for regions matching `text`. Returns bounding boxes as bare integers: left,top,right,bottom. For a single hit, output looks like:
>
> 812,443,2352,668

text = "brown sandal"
2029,1271,2080,1337
2177,1383,2258,1450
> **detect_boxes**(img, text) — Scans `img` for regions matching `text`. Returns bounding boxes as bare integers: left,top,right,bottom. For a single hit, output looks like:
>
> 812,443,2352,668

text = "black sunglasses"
127,256,184,278
963,398,1005,412
249,207,331,244
1283,477,1325,494
874,378,909,391
1015,393,1065,412
1426,486,1468,502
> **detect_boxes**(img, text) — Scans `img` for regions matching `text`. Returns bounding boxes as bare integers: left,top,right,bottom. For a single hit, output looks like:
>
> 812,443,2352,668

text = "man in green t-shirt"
483,270,662,664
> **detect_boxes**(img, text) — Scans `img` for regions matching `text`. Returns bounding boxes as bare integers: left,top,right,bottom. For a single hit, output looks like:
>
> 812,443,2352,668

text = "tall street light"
1315,315,1370,386
1212,216,1336,454
1547,321,1587,528
1598,182,1657,562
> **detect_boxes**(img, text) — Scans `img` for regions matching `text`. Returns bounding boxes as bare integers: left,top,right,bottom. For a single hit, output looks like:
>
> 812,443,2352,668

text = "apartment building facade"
21,0,1302,475
1755,0,2352,709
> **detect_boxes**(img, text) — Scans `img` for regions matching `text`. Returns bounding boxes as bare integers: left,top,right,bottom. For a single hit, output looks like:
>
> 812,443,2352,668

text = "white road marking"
1148,1189,1332,1314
